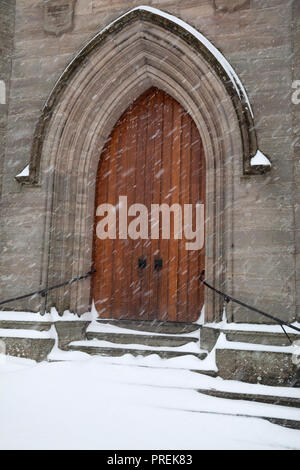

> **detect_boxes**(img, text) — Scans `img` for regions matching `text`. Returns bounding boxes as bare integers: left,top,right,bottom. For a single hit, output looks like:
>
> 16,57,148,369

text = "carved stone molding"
19,7,270,318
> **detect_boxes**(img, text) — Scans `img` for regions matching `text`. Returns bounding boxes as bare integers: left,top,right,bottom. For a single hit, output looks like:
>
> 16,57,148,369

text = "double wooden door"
93,88,205,322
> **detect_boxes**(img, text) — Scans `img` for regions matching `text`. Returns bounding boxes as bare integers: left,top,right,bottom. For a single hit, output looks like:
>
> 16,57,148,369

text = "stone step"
96,319,200,335
68,343,207,360
0,336,55,362
216,347,299,387
226,330,300,347
264,416,300,431
196,388,300,409
200,325,300,351
87,331,198,348
55,321,90,348
0,320,52,331
172,404,300,431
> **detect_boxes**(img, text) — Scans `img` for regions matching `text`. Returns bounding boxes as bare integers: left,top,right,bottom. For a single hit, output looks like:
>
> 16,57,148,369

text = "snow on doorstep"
70,338,202,353
0,358,300,450
15,165,29,177
87,320,200,338
250,150,271,166
49,348,210,368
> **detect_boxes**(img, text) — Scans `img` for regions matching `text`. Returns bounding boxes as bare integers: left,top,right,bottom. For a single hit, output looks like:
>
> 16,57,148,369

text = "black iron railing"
0,270,96,307
199,270,300,344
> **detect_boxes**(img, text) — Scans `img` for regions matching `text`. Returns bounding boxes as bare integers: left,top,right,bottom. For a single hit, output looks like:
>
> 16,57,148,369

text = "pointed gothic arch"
17,6,270,320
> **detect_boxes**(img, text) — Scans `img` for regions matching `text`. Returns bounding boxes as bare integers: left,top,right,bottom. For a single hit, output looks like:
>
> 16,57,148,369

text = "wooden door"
93,88,205,322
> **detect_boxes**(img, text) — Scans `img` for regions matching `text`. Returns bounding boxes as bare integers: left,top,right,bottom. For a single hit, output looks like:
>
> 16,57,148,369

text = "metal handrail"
199,270,300,344
0,269,96,307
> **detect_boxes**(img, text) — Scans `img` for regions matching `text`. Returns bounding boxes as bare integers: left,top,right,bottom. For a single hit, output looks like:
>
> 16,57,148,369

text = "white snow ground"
0,354,300,450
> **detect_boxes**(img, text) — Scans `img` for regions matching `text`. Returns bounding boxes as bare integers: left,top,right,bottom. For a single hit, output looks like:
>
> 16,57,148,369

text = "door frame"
20,7,254,322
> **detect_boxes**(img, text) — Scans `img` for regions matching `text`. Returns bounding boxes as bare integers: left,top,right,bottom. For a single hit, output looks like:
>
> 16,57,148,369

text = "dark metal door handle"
154,258,163,271
138,258,146,269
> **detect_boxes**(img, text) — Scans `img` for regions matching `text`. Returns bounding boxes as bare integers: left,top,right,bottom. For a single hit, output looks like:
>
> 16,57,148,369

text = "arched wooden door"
93,88,205,322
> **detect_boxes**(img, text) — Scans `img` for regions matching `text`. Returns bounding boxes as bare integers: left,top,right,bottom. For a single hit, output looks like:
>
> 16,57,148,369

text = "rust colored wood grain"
93,87,205,322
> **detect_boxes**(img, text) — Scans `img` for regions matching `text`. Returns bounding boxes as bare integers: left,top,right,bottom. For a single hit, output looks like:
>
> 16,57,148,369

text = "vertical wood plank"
143,89,156,320
125,105,138,319
93,143,110,316
177,112,191,322
168,101,181,321
188,121,202,322
158,93,173,321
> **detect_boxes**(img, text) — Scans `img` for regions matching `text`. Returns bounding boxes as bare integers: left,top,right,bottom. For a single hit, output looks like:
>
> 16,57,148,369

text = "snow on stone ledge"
202,320,300,333
0,308,94,323
16,165,29,178
250,150,271,167
0,328,52,339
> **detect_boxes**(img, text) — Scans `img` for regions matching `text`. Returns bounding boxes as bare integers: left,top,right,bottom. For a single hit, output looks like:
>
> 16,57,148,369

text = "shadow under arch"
20,6,268,319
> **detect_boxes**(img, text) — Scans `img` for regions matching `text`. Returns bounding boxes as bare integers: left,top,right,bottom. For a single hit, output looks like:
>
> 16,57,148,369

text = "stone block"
200,325,220,351
55,321,90,349
216,347,298,386
0,336,55,362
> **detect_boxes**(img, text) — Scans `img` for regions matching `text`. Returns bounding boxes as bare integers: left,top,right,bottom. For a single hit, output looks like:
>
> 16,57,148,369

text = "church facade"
0,1,299,381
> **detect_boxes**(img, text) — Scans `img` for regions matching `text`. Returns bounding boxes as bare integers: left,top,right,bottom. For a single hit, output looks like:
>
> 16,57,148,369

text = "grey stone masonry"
0,0,15,198
0,0,298,325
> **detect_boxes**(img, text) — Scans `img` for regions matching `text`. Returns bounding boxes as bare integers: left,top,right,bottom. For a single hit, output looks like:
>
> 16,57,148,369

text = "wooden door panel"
93,88,205,322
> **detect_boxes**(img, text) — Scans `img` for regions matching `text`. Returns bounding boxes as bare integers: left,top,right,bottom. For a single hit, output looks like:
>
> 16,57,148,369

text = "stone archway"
18,6,267,321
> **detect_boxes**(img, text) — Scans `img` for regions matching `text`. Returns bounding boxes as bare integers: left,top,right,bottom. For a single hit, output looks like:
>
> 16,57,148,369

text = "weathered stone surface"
201,325,300,351
96,319,200,335
214,0,250,12
0,320,52,331
43,0,76,36
225,330,300,347
0,337,54,362
0,0,15,198
200,326,220,352
55,321,90,349
216,348,298,386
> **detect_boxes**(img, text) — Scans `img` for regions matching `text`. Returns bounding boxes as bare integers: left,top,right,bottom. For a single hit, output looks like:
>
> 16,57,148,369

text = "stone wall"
293,0,300,320
0,0,15,198
0,0,298,323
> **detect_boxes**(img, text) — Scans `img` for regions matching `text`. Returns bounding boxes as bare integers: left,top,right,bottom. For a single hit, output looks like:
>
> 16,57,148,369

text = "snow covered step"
216,346,299,387
68,340,207,360
87,331,198,348
0,320,52,331
0,335,54,362
196,388,300,409
200,324,300,351
95,319,200,335
68,345,207,360
0,325,55,362
225,330,300,347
